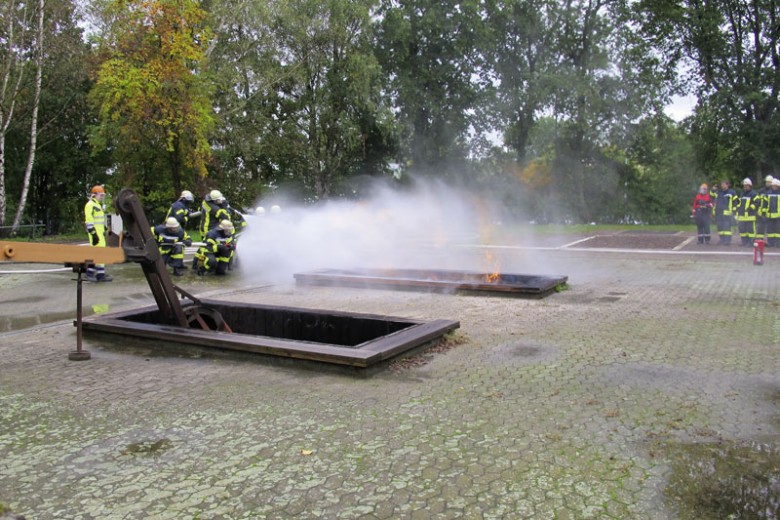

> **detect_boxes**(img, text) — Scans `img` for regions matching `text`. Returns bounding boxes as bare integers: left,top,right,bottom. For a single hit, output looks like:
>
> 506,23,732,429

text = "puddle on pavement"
481,341,561,367
121,438,173,458
1,295,45,304
1,311,86,333
664,440,780,519
512,345,542,357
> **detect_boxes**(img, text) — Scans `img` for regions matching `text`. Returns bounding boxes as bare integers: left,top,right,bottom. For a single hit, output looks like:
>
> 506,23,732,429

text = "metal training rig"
0,188,230,361
114,188,231,333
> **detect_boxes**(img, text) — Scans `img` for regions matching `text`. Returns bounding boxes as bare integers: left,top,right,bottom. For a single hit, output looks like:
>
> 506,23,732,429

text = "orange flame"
484,249,501,283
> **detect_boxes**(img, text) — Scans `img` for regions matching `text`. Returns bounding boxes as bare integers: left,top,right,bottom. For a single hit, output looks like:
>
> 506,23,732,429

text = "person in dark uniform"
756,175,774,240
166,190,201,228
152,217,192,276
713,180,737,245
195,220,235,275
199,189,230,234
735,178,759,246
761,178,780,247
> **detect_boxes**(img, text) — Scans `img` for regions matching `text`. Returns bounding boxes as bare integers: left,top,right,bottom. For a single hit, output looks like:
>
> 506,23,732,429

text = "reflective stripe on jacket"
736,190,759,221
199,200,230,234
84,198,106,228
762,192,780,218
714,189,737,216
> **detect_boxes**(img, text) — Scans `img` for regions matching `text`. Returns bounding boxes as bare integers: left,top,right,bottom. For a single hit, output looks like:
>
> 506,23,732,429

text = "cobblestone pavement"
1,244,779,519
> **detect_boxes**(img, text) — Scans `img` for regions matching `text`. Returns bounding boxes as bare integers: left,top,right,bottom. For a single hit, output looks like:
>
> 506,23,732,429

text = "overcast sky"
664,94,697,121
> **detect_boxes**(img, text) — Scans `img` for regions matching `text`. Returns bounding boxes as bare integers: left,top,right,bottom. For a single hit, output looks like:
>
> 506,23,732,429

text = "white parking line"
557,236,597,249
451,242,774,256
673,236,697,251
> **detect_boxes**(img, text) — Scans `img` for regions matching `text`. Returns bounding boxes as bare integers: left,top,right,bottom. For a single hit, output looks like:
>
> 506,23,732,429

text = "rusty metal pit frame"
82,299,460,367
294,268,568,297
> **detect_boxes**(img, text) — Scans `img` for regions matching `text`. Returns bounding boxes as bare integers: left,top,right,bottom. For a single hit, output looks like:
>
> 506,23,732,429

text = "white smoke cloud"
235,178,551,285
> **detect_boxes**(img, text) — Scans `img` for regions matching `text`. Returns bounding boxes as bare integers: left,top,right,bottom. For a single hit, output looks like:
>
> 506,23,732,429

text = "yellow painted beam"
0,241,126,265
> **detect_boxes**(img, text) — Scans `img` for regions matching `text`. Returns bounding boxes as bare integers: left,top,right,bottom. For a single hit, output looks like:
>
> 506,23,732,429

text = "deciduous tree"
376,0,484,175
89,0,215,196
639,0,780,178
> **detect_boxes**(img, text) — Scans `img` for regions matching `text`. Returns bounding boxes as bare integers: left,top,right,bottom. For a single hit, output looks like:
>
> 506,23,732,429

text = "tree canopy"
1,0,778,233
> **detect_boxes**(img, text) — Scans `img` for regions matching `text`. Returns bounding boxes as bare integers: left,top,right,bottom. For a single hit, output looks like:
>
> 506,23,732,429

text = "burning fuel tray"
294,268,568,297
82,299,459,367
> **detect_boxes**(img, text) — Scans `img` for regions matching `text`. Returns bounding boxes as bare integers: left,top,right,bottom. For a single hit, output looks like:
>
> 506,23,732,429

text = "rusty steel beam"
0,241,125,265
114,188,189,328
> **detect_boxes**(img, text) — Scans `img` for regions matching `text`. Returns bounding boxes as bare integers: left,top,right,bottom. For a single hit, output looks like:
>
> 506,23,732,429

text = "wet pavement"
1,232,780,519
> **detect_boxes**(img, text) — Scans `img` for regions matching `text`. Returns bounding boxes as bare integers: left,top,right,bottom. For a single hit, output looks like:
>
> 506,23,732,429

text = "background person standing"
84,185,113,282
735,178,759,246
762,178,780,247
692,183,714,244
756,175,774,239
713,180,737,245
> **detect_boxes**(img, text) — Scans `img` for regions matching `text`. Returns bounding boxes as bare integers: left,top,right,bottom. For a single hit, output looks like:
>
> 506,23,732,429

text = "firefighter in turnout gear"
166,190,201,229
760,178,780,247
692,183,714,244
199,189,231,234
84,185,113,282
196,220,235,275
735,178,759,246
757,175,774,239
152,217,192,276
713,180,737,245
221,198,248,234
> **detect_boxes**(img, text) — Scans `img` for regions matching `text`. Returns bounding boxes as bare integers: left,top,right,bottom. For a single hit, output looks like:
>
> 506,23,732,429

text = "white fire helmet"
270,205,281,214
765,175,774,183
180,190,194,202
772,178,780,187
209,190,224,204
218,220,234,233
165,217,180,229
742,178,752,186
255,206,266,216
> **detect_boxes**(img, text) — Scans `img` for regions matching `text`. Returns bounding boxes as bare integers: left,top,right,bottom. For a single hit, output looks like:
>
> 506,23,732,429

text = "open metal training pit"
294,268,568,297
82,299,460,367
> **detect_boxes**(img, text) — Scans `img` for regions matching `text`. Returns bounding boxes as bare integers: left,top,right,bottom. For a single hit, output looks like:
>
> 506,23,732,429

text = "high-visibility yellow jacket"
84,197,105,231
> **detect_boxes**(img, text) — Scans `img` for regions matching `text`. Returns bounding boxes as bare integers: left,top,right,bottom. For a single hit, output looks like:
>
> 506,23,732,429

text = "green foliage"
376,0,483,174
89,0,215,195
0,0,112,234
207,0,397,202
639,0,780,178
623,116,699,224
6,0,778,228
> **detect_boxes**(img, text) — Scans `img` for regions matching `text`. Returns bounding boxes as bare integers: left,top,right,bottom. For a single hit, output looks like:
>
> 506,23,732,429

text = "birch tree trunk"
0,1,28,229
11,0,44,233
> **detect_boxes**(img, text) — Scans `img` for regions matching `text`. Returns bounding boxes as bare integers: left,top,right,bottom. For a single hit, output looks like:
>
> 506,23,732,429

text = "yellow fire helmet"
165,217,180,229
218,220,234,233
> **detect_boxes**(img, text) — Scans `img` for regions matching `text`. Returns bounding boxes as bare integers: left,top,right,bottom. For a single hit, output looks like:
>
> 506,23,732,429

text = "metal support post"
69,265,91,361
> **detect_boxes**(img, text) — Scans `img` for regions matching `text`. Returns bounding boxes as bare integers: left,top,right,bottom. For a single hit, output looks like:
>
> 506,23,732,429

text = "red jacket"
692,193,713,213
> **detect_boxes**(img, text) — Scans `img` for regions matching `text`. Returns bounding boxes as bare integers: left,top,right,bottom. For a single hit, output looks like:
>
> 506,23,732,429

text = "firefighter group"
84,187,268,281
692,175,780,247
